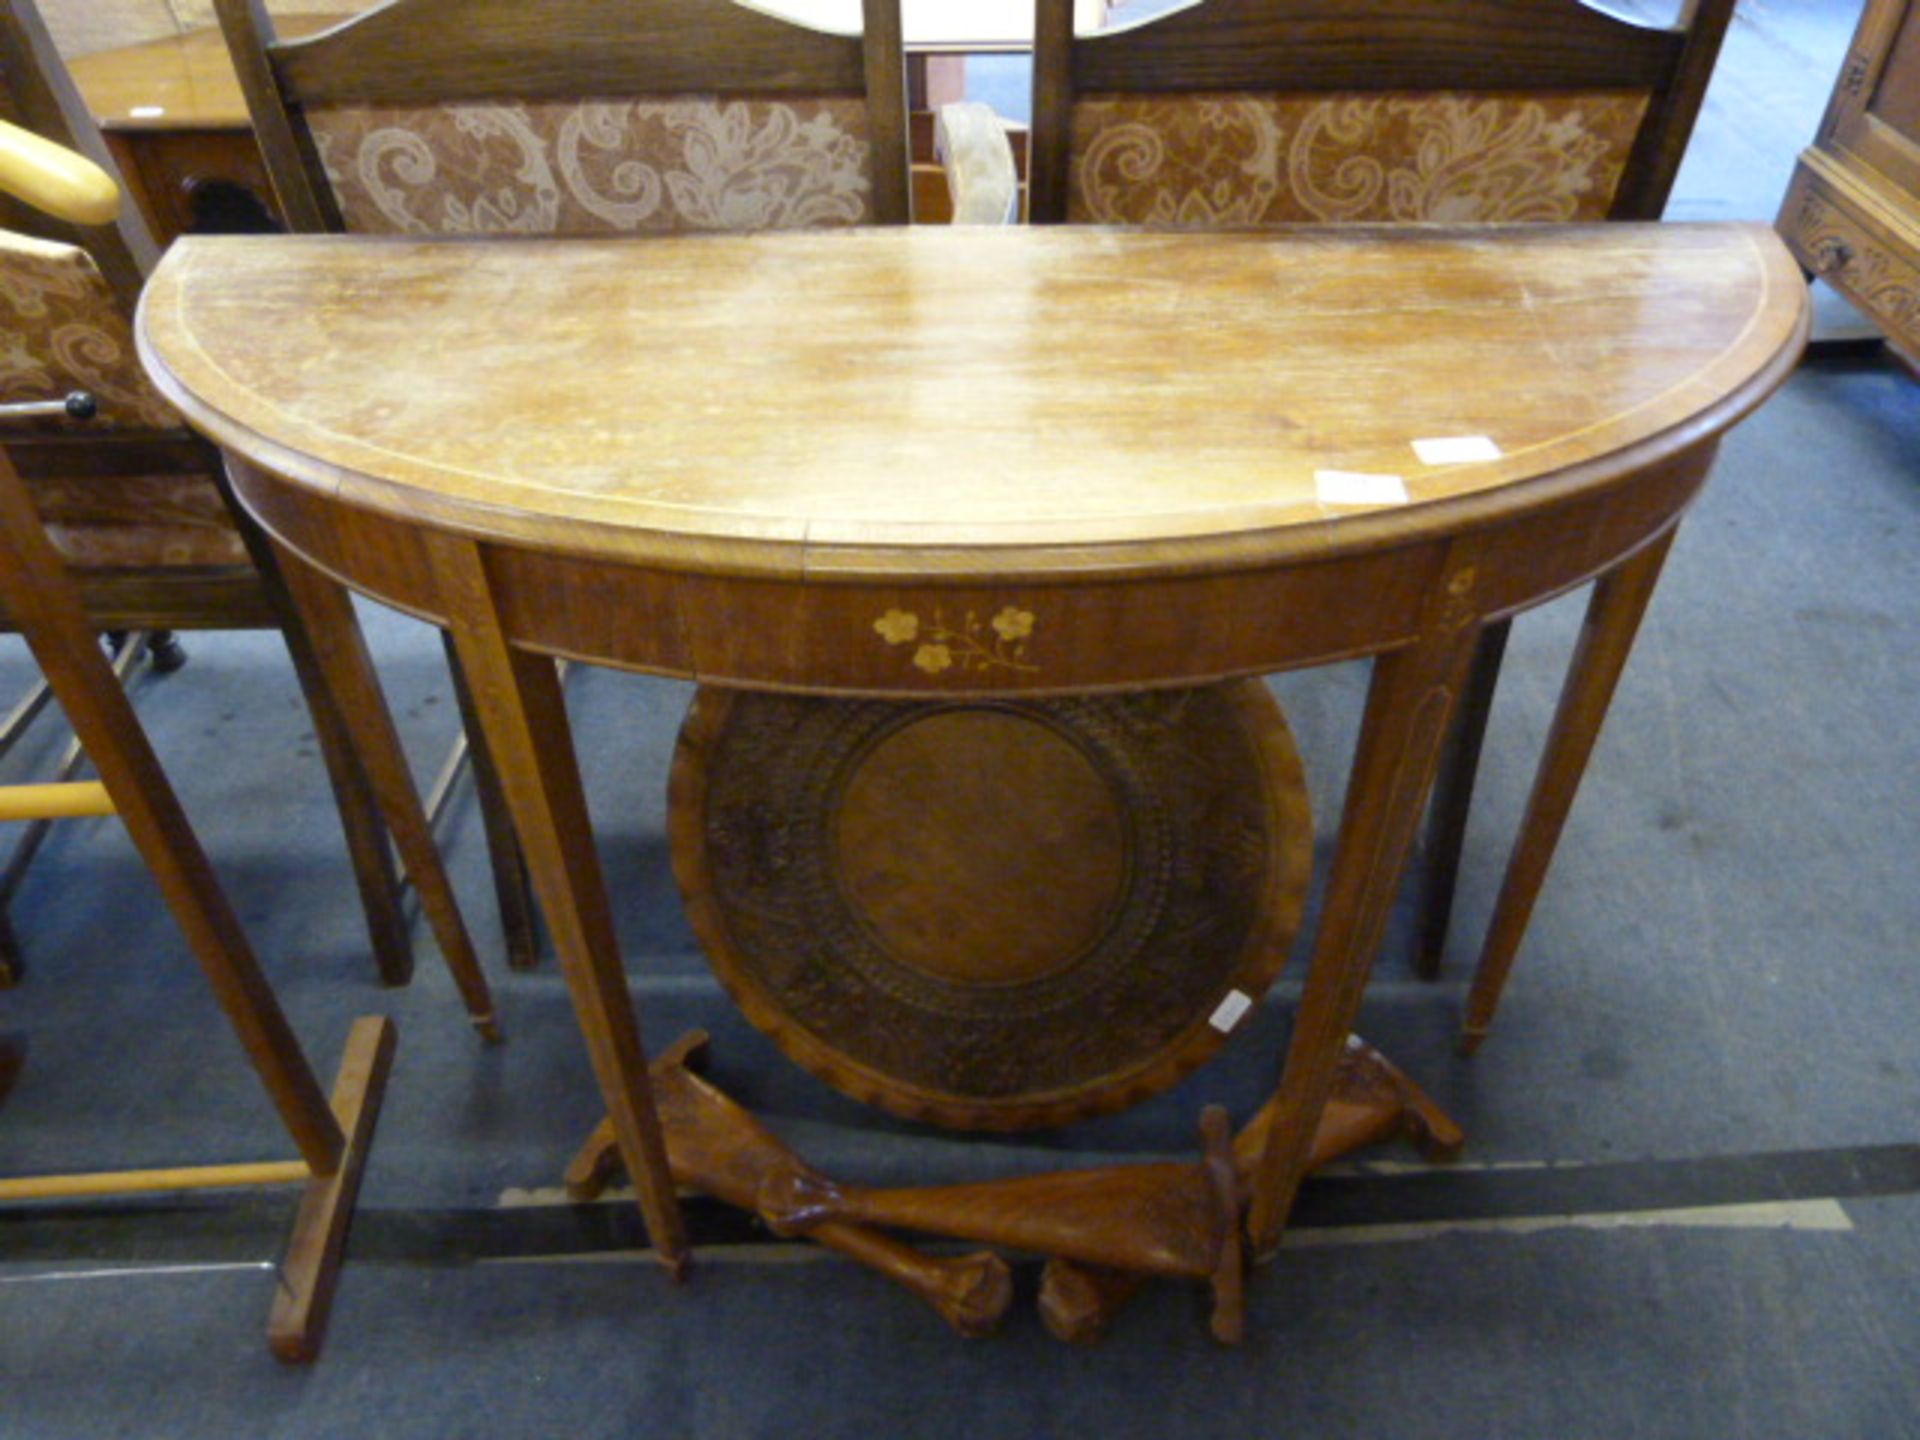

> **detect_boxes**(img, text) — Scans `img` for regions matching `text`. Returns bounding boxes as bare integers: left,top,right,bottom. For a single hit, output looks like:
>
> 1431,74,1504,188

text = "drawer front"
1780,162,1920,350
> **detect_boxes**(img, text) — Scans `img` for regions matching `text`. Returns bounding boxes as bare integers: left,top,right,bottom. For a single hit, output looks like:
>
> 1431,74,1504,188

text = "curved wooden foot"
564,1116,622,1203
760,1105,1242,1344
1038,1262,1143,1345
1030,1109,1240,1346
1036,1043,1462,1342
572,1035,1453,1344
825,1227,1013,1339
1237,1034,1464,1174
573,1032,1014,1337
758,1149,1229,1281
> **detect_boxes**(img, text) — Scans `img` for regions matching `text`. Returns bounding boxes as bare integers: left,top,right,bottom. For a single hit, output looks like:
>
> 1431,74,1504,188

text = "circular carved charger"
669,681,1313,1131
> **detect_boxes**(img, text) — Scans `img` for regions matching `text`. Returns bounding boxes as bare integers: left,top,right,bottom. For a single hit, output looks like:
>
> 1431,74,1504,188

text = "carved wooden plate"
668,681,1312,1131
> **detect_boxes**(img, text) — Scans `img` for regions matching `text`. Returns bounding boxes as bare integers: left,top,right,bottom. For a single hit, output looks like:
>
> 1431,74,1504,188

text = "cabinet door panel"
1833,0,1920,195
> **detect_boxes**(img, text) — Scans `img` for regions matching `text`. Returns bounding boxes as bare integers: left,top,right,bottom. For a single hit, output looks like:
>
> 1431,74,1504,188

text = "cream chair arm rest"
936,102,1021,226
0,116,120,227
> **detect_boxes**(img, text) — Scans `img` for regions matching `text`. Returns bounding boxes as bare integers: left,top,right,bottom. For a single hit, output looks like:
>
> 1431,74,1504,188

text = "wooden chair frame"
0,435,396,1364
0,0,499,1024
216,0,912,232
1031,0,1736,223
208,0,915,977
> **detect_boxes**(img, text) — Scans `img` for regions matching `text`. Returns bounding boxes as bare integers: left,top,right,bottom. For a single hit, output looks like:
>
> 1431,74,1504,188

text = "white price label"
1412,435,1503,465
1209,989,1254,1034
1315,469,1409,506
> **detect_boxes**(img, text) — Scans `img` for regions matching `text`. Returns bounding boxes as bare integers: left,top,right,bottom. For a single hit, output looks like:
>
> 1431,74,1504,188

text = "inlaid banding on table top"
137,225,1807,579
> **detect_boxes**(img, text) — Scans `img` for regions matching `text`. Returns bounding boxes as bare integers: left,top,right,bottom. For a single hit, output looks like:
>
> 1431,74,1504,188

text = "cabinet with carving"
1779,0,1920,361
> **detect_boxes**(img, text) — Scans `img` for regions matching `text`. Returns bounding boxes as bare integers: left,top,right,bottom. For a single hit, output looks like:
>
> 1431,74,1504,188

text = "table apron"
227,445,1715,696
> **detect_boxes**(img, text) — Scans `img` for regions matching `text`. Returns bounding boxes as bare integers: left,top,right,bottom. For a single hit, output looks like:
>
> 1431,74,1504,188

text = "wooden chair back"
215,0,911,235
0,0,257,601
1030,0,1736,225
0,0,156,308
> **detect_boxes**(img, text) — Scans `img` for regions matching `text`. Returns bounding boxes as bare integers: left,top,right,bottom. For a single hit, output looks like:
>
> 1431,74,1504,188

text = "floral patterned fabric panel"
309,97,875,235
0,231,179,429
1069,91,1651,226
0,232,245,569
35,490,249,569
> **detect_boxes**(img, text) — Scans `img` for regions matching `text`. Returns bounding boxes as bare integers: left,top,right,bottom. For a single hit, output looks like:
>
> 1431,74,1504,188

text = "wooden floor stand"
564,1031,1458,1344
0,1017,395,1361
0,447,400,1363
568,1032,1013,1337
268,1015,396,1363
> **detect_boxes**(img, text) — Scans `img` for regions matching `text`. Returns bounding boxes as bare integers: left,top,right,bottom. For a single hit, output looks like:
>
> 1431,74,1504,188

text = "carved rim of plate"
667,679,1314,1131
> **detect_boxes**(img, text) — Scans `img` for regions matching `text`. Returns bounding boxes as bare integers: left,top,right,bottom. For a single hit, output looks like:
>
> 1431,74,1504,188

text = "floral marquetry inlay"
874,607,1039,676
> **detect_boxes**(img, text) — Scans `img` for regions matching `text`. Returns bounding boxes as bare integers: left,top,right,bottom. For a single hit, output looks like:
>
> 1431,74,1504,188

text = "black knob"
64,391,98,421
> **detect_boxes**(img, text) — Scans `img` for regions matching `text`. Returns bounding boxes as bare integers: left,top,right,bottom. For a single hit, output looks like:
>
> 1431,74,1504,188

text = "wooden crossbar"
0,1158,310,1201
0,781,114,822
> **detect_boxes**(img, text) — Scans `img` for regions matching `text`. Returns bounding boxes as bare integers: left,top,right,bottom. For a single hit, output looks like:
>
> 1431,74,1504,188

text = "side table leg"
218,464,416,988
441,632,542,971
1246,548,1485,1258
1459,528,1678,1053
268,545,500,1040
424,533,689,1278
1414,618,1512,979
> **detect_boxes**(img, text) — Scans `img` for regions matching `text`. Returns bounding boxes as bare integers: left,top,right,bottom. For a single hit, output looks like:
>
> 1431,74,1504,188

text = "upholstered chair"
0,0,496,1025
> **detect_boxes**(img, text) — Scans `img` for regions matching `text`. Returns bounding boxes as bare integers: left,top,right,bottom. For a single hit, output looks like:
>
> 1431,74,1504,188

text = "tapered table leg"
1460,528,1678,1053
1415,617,1511,979
441,631,541,971
423,532,689,1278
268,544,499,1040
1246,544,1485,1258
216,465,415,988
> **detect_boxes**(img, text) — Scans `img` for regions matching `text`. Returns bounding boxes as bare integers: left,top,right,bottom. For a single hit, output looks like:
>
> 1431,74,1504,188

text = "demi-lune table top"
137,224,1806,584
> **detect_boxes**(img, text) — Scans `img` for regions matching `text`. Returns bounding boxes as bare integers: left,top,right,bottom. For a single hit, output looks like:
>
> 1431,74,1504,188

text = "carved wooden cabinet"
1778,0,1920,362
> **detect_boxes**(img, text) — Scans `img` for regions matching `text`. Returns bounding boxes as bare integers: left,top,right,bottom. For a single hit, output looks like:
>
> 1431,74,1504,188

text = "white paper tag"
1315,469,1409,506
129,105,166,119
1412,435,1503,465
1209,989,1254,1034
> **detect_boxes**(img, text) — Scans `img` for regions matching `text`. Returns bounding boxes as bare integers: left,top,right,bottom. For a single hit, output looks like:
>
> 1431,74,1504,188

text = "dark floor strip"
5,1142,1916,1271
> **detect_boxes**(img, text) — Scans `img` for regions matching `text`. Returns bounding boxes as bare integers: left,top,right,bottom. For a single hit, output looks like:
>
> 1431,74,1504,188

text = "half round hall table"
137,223,1807,1319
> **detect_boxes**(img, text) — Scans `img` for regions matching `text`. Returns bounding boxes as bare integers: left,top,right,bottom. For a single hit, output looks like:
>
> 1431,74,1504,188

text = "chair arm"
935,102,1021,226
0,117,120,227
